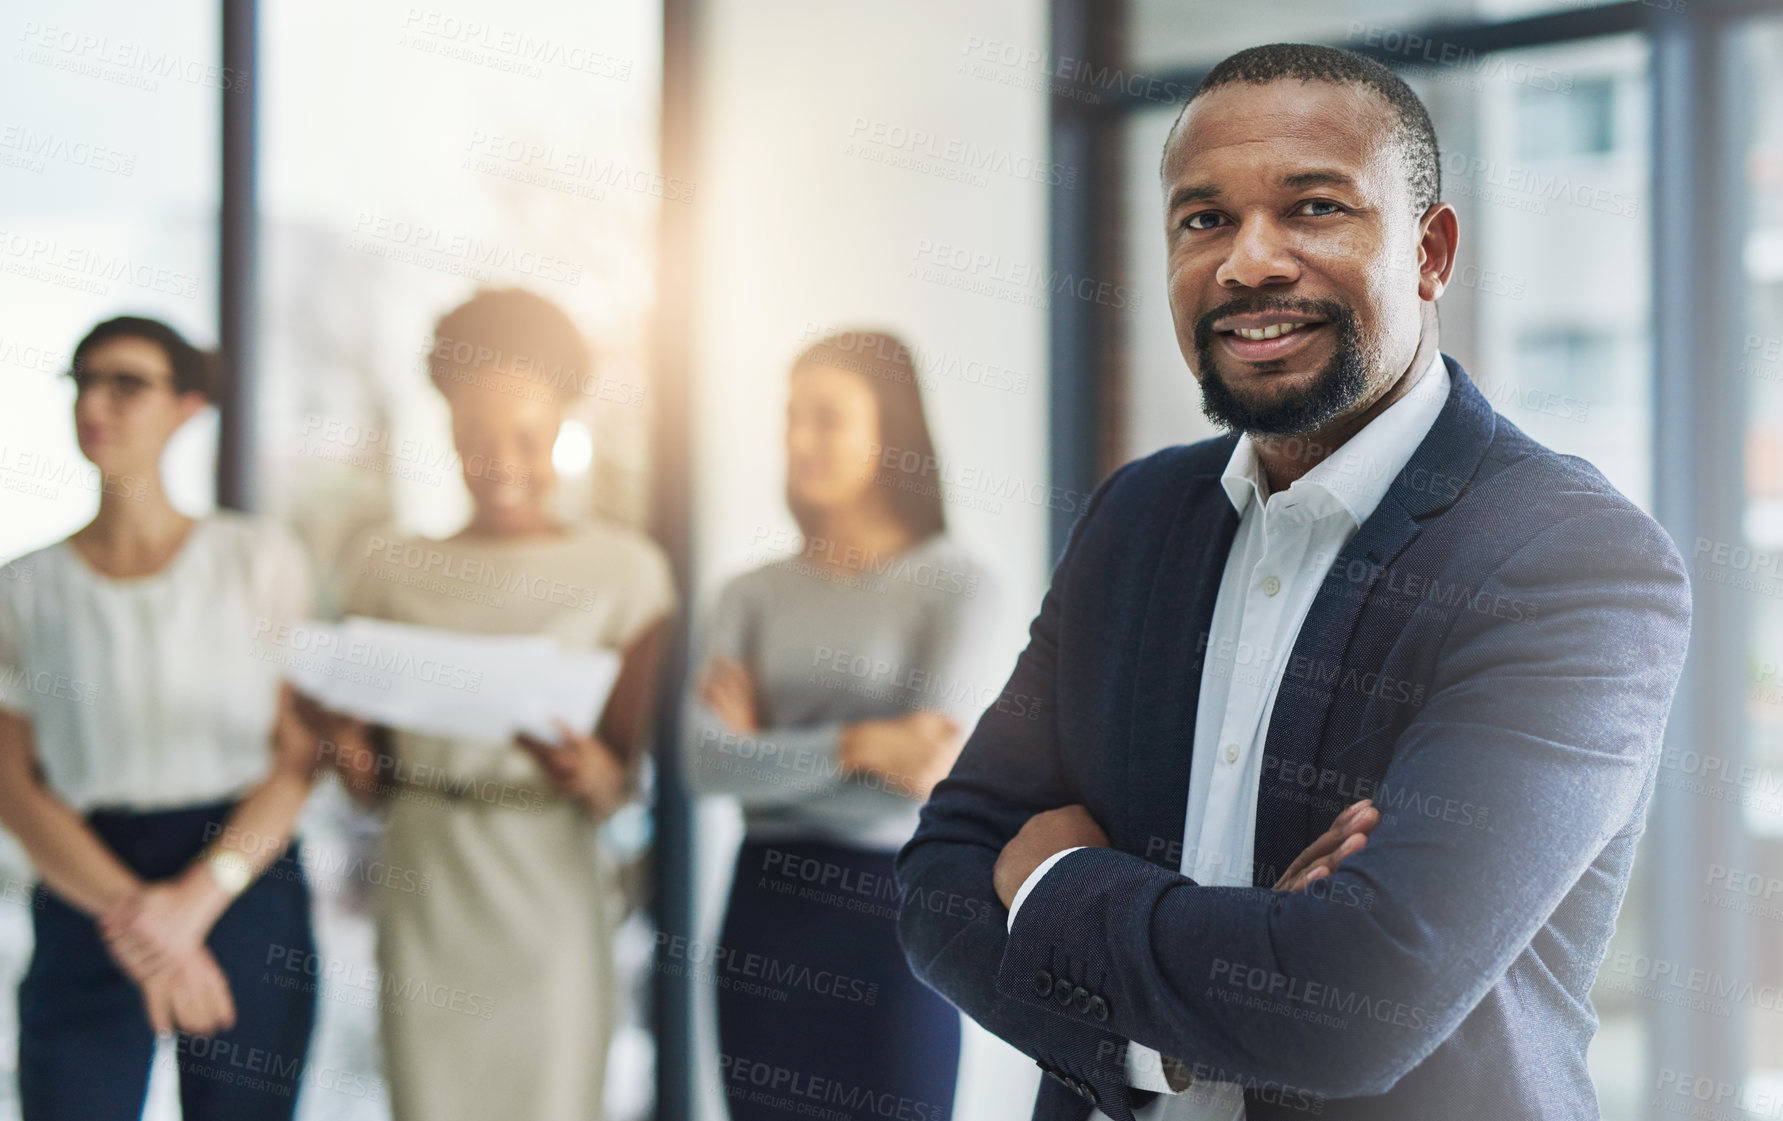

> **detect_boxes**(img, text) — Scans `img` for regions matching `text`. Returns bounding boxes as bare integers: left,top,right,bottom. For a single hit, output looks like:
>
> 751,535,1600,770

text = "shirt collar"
1219,349,1451,526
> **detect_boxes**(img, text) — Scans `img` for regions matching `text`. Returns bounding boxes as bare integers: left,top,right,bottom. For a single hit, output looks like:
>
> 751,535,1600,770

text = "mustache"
1192,296,1352,347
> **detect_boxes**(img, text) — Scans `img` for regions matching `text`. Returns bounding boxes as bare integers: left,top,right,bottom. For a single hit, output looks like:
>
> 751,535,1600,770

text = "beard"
1192,296,1374,436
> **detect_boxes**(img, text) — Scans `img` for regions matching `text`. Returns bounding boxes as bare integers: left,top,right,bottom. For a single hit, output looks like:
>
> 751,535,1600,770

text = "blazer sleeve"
896,462,1151,1121
994,500,1692,1100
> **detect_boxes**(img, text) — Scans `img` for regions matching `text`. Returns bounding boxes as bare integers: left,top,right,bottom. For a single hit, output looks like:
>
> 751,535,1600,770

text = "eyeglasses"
63,369,177,401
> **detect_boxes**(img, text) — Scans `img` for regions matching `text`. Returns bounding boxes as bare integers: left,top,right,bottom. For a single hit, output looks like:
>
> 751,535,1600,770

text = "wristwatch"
203,848,254,898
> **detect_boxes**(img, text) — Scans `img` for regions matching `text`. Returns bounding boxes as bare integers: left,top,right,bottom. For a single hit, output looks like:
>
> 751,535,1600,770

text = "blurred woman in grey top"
685,330,1000,1121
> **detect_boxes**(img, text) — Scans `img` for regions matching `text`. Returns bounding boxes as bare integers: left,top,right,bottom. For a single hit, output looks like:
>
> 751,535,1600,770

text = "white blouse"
0,513,312,812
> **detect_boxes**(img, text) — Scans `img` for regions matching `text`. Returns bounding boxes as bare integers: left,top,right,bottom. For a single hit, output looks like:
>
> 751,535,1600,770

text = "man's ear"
1416,201,1460,302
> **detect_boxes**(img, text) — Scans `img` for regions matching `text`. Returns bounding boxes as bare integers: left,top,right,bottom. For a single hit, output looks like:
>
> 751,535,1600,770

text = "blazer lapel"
1121,461,1240,870
1250,356,1501,886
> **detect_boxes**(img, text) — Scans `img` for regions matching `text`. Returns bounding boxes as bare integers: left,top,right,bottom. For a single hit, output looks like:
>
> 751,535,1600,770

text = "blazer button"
1072,986,1091,1014
1089,995,1109,1022
1034,970,1054,998
1054,977,1074,1004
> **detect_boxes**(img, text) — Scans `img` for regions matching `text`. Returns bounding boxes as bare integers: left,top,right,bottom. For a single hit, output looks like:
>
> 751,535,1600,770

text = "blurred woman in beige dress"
327,289,674,1121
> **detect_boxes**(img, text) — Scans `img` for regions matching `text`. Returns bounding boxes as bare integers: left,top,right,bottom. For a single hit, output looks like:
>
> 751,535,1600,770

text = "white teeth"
1233,322,1307,341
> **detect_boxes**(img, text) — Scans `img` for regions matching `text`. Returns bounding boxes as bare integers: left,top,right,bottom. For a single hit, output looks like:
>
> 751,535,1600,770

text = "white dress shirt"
1007,352,1451,1120
0,513,312,811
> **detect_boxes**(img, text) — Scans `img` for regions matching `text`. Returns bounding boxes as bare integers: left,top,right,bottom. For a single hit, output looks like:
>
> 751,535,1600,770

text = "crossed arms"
896,492,1691,1113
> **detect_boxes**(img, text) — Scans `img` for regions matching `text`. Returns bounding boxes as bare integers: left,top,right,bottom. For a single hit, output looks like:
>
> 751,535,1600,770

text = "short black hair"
72,316,216,400
428,287,590,406
1166,43,1440,216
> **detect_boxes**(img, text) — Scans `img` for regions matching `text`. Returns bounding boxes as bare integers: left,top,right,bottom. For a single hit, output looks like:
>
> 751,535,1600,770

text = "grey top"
683,533,1001,850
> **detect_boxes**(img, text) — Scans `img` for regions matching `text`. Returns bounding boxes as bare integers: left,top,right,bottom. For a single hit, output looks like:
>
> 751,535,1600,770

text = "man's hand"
1273,799,1379,892
994,804,1111,909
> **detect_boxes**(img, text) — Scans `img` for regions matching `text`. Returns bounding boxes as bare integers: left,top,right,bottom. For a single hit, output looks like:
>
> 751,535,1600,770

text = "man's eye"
1299,199,1343,217
1182,211,1224,231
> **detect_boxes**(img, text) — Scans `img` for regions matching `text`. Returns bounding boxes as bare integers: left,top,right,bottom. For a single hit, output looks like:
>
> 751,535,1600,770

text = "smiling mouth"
1227,321,1317,341
1214,319,1329,363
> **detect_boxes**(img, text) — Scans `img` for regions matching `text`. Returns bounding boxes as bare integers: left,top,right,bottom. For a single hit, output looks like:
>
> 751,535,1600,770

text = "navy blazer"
896,357,1692,1121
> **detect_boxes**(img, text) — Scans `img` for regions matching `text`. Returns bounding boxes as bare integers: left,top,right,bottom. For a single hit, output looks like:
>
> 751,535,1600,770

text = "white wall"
688,2,1054,1118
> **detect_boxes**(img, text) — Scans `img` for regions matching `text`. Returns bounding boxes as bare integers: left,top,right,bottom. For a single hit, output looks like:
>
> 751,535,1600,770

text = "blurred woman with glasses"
685,329,1000,1121
0,316,329,1120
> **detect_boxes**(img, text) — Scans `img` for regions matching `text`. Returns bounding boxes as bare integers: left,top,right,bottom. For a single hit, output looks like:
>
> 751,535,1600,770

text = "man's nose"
1215,217,1299,289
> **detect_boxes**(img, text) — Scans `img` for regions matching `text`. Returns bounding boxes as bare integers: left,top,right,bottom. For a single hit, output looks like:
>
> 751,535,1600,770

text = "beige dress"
341,520,675,1121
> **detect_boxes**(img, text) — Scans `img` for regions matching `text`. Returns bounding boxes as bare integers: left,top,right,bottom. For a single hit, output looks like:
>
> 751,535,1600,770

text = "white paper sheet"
279,616,622,742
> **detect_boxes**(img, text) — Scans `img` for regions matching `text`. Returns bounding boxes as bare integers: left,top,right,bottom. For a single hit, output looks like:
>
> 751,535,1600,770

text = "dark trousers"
17,799,317,1121
716,838,960,1121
